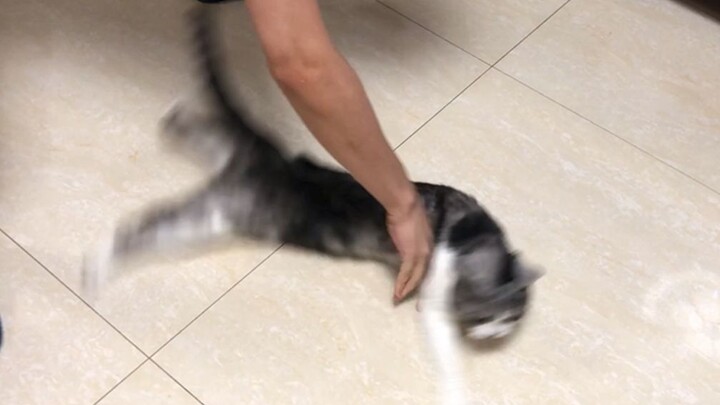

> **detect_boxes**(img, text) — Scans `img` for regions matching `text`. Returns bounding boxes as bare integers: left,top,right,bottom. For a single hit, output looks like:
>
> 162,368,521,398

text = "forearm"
247,0,431,299
246,0,417,215
279,53,417,213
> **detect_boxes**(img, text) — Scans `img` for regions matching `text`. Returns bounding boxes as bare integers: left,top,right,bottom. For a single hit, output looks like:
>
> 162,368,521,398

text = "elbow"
264,41,335,91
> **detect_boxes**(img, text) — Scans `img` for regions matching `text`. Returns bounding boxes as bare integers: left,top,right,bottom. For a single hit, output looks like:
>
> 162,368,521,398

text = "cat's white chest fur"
421,245,458,309
419,244,469,405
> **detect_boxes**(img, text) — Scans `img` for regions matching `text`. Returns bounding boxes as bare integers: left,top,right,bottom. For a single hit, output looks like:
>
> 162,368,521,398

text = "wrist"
385,183,420,219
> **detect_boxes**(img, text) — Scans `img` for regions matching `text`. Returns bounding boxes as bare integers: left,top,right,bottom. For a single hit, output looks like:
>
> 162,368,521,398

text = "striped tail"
190,7,254,131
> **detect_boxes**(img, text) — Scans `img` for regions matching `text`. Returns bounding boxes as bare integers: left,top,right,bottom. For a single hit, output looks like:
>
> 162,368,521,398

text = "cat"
83,8,543,403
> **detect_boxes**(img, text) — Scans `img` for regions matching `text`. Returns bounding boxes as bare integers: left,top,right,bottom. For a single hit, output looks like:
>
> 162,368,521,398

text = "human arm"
245,0,432,300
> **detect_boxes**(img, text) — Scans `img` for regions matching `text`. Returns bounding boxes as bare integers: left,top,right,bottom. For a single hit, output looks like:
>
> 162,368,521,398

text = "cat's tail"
188,6,290,161
190,7,255,132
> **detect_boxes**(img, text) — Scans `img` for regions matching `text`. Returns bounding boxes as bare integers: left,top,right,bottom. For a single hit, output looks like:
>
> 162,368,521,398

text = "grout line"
147,243,286,358
376,0,719,197
384,0,572,151
375,0,491,66
92,358,151,405
1,227,283,404
393,66,490,152
0,229,150,357
491,0,573,67
376,0,572,67
493,67,720,197
150,359,206,405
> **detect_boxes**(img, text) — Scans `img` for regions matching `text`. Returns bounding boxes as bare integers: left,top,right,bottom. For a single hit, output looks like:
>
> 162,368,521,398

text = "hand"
387,194,433,302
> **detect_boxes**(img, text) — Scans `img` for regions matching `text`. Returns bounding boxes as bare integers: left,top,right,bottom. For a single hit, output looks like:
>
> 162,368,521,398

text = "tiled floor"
1,0,718,403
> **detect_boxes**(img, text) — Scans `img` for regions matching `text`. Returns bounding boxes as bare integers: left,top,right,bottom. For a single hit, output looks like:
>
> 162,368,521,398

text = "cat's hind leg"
82,186,234,300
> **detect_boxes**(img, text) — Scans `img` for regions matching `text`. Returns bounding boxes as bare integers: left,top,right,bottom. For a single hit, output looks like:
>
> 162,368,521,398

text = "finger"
400,256,428,299
394,264,411,300
394,259,414,301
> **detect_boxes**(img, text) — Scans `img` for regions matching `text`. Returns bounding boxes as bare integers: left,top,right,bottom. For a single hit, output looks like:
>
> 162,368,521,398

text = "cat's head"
447,211,543,340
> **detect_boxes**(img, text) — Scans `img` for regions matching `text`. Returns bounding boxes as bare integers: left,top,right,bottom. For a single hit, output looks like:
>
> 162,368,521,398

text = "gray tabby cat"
83,6,541,358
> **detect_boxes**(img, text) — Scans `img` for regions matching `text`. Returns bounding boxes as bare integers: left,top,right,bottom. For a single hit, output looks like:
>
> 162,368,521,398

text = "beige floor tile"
156,70,719,404
97,362,199,405
380,0,568,63
0,0,484,352
155,248,437,405
497,0,720,191
0,233,144,405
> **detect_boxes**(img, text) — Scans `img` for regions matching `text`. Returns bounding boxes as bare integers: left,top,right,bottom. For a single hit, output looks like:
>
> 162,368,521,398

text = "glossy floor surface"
1,0,719,404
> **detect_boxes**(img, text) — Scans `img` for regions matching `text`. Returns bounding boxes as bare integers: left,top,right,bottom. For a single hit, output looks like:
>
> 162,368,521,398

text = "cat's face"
452,254,538,340
446,212,542,340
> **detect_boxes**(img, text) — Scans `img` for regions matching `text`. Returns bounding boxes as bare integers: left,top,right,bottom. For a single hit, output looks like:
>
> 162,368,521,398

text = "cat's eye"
472,316,493,324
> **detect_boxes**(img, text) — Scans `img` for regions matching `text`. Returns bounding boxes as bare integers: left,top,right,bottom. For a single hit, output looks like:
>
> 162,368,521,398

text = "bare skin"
245,0,432,301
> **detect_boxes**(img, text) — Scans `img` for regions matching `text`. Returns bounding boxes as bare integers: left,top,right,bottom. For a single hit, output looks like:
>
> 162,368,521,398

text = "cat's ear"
485,257,544,301
512,259,545,287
